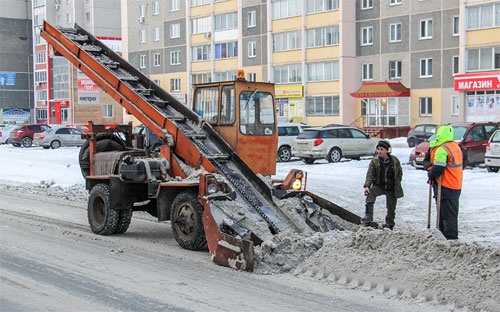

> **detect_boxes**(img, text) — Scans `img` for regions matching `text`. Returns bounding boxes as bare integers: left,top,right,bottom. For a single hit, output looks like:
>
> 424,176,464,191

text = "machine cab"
192,73,277,175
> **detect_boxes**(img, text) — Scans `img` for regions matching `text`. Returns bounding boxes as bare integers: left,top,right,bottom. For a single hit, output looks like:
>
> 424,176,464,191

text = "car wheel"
171,191,206,251
50,140,61,149
22,137,32,148
12,143,21,147
486,166,499,173
277,146,292,162
327,148,342,163
42,146,50,149
302,158,315,164
408,138,416,148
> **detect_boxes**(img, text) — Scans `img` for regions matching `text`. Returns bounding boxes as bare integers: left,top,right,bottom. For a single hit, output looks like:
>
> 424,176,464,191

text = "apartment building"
0,0,34,124
31,0,123,126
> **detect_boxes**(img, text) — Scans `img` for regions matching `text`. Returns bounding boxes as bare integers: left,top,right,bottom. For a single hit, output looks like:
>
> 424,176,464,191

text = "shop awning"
350,81,410,98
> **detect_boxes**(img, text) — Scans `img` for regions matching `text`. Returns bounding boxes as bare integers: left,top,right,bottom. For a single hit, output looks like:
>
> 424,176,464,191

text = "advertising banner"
0,72,16,86
275,85,303,98
77,70,100,104
455,72,500,91
2,108,30,124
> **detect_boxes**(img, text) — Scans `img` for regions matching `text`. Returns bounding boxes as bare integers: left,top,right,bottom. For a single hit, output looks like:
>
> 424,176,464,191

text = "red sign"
77,78,99,92
455,72,500,91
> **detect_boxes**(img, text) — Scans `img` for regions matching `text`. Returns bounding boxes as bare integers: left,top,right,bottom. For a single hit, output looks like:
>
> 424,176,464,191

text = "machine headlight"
207,183,218,194
292,179,302,190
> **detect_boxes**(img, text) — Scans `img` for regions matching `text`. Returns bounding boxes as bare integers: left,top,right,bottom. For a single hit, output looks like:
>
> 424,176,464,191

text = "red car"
9,124,51,147
409,122,500,169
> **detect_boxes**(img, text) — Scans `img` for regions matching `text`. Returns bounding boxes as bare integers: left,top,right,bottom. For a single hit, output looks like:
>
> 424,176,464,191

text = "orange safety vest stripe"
430,142,463,190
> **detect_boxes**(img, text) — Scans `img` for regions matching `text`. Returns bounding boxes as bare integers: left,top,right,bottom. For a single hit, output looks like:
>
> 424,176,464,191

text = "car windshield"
427,126,468,142
297,130,320,139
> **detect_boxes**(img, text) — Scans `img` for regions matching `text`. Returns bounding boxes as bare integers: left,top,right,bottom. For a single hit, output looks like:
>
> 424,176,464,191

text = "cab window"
239,91,275,135
221,86,235,124
194,87,219,124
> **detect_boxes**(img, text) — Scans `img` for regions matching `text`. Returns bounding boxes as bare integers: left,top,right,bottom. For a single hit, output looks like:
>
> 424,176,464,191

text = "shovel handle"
436,176,442,230
427,182,432,229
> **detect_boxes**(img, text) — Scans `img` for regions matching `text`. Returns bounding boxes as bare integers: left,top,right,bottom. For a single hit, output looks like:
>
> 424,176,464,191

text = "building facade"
31,0,124,126
0,0,34,124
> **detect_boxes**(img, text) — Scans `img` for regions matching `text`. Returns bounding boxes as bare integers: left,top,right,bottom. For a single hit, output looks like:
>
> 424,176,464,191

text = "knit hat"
376,140,391,151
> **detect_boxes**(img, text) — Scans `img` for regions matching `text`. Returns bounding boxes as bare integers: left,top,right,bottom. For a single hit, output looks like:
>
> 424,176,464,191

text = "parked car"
409,122,500,169
66,124,90,134
0,124,18,144
277,122,310,162
485,130,500,173
292,125,377,164
9,124,51,147
33,127,86,149
133,124,160,150
406,124,437,147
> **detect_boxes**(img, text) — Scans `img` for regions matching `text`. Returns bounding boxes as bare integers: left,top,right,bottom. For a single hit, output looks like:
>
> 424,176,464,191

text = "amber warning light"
236,69,246,81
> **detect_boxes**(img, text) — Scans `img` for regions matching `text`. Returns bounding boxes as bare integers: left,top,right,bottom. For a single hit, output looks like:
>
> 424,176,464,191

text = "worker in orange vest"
428,125,463,240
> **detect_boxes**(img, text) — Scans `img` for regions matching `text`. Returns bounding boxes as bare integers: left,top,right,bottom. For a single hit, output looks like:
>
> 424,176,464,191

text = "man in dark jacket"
362,140,404,229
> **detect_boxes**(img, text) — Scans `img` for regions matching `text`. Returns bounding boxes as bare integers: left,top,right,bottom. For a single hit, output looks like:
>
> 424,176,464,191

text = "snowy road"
0,190,436,312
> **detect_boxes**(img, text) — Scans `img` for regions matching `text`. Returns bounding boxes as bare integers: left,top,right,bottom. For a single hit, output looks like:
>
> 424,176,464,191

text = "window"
419,97,432,116
272,64,301,84
191,0,210,7
152,1,159,15
361,27,373,46
191,16,211,34
215,12,237,31
139,4,145,17
466,126,487,142
453,16,459,36
170,51,181,65
214,71,237,82
153,27,160,41
361,0,372,10
466,47,500,71
191,45,211,61
248,10,256,28
57,15,62,26
170,24,180,38
248,72,256,82
221,86,236,124
272,0,302,20
153,79,160,85
389,61,402,79
170,0,179,11
191,72,212,84
467,3,500,30
306,25,339,48
239,91,275,134
194,87,219,123
248,41,256,58
307,0,338,14
306,96,339,116
139,29,146,43
170,78,181,91
215,41,238,59
153,53,161,67
390,0,401,5
307,61,339,82
35,71,47,83
389,23,401,42
85,12,91,23
419,19,433,39
36,109,48,120
36,52,46,64
273,30,301,52
139,55,146,68
362,63,373,81
420,58,432,77
34,14,44,26
103,104,113,118
453,56,459,75
36,89,47,102
451,96,459,116
66,13,71,24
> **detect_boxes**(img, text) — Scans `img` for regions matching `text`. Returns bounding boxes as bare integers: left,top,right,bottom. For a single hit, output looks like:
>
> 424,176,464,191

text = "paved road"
0,190,437,311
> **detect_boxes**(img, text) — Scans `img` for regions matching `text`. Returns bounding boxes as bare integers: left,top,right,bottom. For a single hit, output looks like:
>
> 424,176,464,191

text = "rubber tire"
302,158,315,164
87,183,119,235
327,147,342,163
277,146,292,162
42,146,50,149
486,166,499,173
22,137,32,148
408,138,416,148
79,133,126,178
12,143,21,147
50,140,61,149
171,191,206,251
114,209,133,234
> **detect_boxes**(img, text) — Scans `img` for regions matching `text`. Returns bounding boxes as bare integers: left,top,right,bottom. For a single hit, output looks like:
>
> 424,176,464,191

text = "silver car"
485,130,500,173
0,124,17,144
292,125,377,164
33,127,86,149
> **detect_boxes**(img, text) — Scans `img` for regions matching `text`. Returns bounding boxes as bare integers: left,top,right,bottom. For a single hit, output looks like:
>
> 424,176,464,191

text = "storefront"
454,72,500,122
351,81,411,138
275,85,304,123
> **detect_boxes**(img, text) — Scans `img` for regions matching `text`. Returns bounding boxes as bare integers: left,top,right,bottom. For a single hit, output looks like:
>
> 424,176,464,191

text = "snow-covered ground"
0,138,498,246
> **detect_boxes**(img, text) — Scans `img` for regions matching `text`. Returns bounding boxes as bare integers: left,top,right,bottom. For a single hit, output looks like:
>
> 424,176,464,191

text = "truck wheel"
79,133,126,177
327,148,342,163
277,146,292,162
114,209,133,234
171,191,206,250
88,184,119,235
22,137,33,148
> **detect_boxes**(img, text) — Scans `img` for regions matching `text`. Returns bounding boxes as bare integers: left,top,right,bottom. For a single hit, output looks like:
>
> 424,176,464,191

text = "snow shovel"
435,176,442,230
